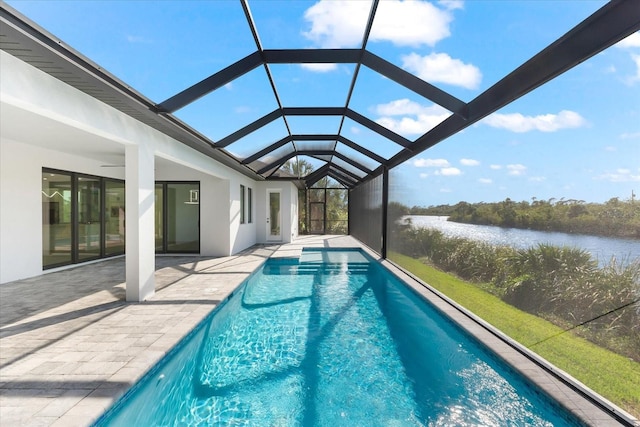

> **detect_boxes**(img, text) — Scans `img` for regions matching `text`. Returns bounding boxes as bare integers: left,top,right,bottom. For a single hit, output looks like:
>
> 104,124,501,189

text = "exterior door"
309,201,324,234
267,189,282,241
154,182,200,253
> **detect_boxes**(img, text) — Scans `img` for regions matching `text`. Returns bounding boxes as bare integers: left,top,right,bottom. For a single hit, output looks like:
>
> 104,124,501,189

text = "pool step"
262,262,371,275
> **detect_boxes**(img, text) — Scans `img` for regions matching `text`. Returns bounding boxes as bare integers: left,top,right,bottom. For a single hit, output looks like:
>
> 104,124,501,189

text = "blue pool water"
95,248,583,426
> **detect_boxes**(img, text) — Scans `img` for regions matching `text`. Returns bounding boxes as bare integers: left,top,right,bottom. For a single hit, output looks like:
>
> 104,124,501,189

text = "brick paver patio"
0,236,629,426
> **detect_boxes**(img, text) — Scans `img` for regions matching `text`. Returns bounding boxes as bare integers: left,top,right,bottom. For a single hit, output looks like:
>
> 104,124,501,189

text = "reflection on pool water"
94,249,583,426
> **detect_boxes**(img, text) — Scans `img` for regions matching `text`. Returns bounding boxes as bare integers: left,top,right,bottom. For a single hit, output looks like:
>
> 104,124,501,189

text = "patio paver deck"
0,236,354,426
0,236,632,426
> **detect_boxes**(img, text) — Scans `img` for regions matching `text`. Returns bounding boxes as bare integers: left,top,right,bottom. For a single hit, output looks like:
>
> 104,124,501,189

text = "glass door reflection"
268,190,281,241
166,183,199,252
42,171,73,268
77,176,102,261
105,180,125,255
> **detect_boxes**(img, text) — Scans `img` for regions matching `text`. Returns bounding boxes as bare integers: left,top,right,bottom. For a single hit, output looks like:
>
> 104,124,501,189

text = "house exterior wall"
0,139,127,284
255,181,299,245
229,176,259,255
0,50,297,285
153,161,231,257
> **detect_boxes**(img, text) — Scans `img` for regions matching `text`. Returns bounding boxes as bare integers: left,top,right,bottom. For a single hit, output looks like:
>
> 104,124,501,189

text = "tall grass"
388,226,640,361
389,253,640,419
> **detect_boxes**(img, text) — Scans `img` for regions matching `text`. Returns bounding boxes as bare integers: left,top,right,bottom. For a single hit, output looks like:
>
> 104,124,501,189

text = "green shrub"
390,227,640,361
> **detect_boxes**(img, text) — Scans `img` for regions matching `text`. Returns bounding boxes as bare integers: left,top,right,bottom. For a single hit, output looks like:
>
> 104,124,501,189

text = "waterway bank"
404,215,639,265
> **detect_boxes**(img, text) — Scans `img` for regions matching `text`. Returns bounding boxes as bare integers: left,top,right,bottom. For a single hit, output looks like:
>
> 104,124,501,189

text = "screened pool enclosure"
2,0,639,423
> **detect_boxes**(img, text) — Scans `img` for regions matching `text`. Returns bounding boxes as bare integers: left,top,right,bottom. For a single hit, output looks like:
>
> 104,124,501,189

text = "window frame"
247,187,253,224
240,184,246,224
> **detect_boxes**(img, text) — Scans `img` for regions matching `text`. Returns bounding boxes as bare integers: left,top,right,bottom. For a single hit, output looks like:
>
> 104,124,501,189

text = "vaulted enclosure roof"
1,0,639,189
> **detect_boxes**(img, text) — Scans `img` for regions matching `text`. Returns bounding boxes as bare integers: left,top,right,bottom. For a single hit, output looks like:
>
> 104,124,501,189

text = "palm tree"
281,158,314,178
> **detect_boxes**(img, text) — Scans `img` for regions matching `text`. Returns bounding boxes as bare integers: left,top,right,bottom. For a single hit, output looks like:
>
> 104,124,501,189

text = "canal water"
404,215,639,266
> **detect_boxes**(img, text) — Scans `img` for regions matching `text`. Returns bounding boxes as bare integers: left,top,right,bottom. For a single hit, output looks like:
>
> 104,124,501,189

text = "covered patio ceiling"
1,0,639,189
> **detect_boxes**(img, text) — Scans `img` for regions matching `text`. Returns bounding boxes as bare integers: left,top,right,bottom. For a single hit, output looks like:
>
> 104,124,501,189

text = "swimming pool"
94,248,583,426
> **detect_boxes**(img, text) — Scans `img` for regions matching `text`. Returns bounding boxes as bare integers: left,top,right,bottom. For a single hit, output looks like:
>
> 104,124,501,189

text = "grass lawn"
389,252,640,419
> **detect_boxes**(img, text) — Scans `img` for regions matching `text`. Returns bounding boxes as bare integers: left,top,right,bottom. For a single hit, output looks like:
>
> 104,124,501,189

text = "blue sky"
7,0,640,206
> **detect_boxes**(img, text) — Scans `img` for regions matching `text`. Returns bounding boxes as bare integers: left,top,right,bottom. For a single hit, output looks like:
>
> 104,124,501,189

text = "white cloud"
528,176,546,182
624,54,640,85
595,169,640,182
302,1,370,48
490,164,502,170
374,99,443,116
605,146,617,151
413,158,450,168
371,0,454,47
440,188,452,193
507,164,527,176
613,33,640,85
616,32,640,49
402,52,481,89
478,178,492,184
436,167,462,176
374,99,450,136
438,0,464,11
483,110,587,133
419,173,429,179
620,132,640,140
460,158,479,166
300,63,338,73
126,35,152,44
377,115,447,135
303,0,454,48
234,106,251,113
350,126,361,135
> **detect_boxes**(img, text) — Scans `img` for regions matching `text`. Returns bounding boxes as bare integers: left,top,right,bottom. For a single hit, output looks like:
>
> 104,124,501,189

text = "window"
240,185,245,224
247,187,253,223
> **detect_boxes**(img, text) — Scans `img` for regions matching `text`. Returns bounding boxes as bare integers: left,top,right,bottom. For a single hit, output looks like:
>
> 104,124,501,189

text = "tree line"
395,197,640,239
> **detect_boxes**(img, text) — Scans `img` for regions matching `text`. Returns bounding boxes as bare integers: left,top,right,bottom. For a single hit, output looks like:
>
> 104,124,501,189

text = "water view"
404,215,639,266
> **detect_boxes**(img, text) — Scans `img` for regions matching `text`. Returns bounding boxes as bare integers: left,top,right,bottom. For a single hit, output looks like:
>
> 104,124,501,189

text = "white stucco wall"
0,140,128,284
154,160,231,257
255,181,299,244
230,177,259,254
0,50,297,284
290,183,299,241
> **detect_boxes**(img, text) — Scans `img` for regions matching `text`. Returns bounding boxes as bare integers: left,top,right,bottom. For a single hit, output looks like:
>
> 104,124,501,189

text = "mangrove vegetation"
388,218,640,363
398,196,640,239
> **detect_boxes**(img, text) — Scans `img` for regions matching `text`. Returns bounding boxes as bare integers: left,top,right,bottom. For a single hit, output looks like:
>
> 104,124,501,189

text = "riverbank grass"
389,252,640,418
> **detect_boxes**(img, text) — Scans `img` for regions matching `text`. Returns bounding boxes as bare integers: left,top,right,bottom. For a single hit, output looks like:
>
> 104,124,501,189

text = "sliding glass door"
42,171,201,267
155,182,200,253
77,176,102,261
105,180,125,255
42,169,124,269
42,171,73,267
